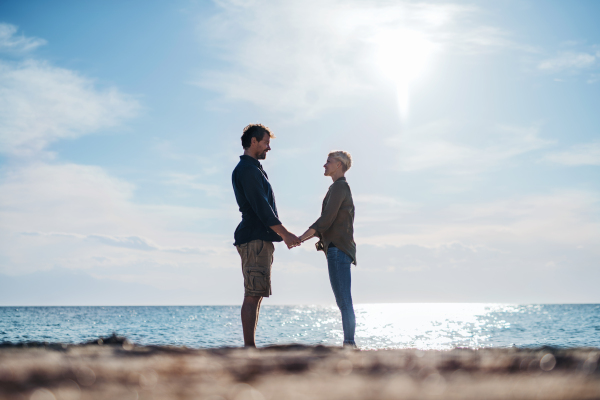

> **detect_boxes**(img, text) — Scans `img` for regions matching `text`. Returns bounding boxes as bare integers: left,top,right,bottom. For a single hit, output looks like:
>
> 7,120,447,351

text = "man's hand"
269,224,301,249
282,232,301,249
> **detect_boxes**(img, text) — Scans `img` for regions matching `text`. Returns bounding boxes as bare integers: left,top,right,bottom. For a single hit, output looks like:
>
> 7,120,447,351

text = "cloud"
544,141,600,166
452,25,537,54
8,184,597,302
0,23,46,52
538,51,596,72
353,190,600,290
349,189,600,303
0,268,241,306
386,121,553,173
356,190,600,247
2,163,598,302
196,0,522,118
20,231,215,254
0,26,239,293
0,59,139,156
0,162,237,279
354,194,419,224
161,172,226,197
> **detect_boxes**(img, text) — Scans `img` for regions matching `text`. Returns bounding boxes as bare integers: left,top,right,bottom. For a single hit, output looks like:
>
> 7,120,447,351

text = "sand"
0,336,599,400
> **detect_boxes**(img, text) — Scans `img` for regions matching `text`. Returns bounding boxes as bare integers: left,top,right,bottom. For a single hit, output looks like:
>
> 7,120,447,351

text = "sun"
373,29,435,120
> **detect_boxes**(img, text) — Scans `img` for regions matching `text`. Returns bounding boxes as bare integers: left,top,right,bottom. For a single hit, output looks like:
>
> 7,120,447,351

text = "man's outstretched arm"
270,224,301,249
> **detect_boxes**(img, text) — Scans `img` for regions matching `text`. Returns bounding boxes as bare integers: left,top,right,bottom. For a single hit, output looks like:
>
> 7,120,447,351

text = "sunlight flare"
373,29,435,120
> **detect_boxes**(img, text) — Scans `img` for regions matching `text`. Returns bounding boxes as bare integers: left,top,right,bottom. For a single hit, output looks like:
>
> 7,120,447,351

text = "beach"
1,336,598,400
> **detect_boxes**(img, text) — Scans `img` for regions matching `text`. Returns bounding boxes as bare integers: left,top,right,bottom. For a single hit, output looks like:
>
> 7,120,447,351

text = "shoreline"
1,336,599,400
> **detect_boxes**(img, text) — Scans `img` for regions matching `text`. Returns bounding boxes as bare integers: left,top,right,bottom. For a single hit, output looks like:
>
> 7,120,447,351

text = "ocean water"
1,304,599,349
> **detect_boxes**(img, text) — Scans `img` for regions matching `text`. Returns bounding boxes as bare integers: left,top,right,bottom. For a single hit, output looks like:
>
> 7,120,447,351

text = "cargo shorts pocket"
244,267,268,293
255,241,273,266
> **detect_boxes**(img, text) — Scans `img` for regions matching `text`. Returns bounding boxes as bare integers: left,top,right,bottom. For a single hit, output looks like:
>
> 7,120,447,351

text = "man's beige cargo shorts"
236,239,274,297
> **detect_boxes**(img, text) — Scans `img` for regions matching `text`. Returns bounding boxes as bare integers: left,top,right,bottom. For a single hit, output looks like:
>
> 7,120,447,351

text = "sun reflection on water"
354,303,515,350
1,304,598,349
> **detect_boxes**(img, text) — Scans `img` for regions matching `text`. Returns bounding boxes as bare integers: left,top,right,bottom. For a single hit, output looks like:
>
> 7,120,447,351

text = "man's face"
255,134,271,160
323,156,341,176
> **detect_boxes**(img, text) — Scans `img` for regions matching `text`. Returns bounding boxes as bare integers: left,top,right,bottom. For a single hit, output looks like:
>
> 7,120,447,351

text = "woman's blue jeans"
326,247,356,345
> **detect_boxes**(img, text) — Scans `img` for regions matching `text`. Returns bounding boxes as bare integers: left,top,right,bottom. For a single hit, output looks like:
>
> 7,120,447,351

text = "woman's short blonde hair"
328,150,352,172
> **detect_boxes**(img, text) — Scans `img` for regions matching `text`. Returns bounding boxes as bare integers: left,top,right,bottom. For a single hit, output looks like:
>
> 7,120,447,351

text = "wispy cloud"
537,45,600,84
0,60,139,156
386,121,553,173
544,141,600,166
161,172,225,197
587,73,600,84
0,25,138,157
356,190,600,254
354,194,419,224
20,231,215,254
538,51,596,72
0,24,46,53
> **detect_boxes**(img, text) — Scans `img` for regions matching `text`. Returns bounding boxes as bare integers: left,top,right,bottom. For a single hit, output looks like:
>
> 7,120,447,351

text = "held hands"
269,224,301,250
285,228,317,249
282,232,301,249
269,224,313,250
282,228,317,250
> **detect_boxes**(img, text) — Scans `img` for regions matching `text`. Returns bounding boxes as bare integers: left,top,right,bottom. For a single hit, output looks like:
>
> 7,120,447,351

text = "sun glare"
374,29,435,120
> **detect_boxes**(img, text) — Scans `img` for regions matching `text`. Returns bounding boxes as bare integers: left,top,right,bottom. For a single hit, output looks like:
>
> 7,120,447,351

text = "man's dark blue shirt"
232,155,283,246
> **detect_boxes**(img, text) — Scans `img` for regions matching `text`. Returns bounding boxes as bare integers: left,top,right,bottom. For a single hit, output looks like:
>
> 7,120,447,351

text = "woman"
299,150,357,347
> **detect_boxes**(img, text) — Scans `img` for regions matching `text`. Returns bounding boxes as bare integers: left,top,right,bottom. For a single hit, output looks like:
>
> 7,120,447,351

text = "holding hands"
270,224,317,249
282,231,302,249
269,225,317,249
285,228,317,249
269,224,302,249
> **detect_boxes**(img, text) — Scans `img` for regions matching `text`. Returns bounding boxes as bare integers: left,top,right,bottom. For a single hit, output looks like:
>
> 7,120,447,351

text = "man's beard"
258,151,267,160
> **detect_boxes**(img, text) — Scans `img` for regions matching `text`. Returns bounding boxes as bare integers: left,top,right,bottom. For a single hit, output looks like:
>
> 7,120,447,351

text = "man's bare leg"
241,295,262,347
254,297,263,332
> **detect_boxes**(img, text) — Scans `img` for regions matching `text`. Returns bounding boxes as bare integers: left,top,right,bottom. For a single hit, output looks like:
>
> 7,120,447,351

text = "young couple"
232,123,357,348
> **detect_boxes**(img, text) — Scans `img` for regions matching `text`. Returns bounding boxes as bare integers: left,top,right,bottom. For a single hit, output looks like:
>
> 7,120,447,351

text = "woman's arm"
299,228,316,242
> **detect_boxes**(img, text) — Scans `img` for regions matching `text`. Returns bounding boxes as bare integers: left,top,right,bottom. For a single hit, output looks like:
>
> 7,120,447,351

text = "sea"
1,304,599,350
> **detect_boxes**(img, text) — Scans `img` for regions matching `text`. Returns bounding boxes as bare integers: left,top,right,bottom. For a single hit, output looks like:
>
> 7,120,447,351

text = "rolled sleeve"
238,168,282,227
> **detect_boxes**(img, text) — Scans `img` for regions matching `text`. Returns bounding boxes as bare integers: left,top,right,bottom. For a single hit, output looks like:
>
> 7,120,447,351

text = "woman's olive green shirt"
310,177,356,265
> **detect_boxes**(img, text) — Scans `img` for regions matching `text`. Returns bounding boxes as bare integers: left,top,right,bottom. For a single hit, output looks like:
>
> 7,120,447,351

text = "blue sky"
0,0,599,305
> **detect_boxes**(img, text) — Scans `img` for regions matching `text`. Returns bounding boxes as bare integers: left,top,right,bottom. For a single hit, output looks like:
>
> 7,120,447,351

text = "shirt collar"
240,155,261,167
335,177,346,182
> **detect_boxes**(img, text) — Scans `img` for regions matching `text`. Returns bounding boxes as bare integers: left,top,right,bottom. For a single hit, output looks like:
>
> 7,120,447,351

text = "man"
232,123,301,347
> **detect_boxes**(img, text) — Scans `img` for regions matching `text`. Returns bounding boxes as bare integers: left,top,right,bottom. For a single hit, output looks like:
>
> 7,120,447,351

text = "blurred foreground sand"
0,338,599,400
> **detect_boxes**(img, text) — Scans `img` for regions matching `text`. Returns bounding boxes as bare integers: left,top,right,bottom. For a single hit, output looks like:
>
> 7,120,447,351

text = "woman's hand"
299,228,317,243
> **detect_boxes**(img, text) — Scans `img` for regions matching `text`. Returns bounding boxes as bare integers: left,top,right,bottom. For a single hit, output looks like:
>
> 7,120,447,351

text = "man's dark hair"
241,124,275,149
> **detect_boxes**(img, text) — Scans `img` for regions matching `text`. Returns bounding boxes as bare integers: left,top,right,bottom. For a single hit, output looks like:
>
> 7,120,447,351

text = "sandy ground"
0,336,599,400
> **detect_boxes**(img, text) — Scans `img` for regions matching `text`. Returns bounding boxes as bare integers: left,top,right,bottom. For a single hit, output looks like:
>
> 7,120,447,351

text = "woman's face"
323,157,341,176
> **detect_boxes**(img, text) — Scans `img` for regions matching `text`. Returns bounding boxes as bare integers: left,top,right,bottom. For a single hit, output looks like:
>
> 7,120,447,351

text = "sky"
0,0,599,305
